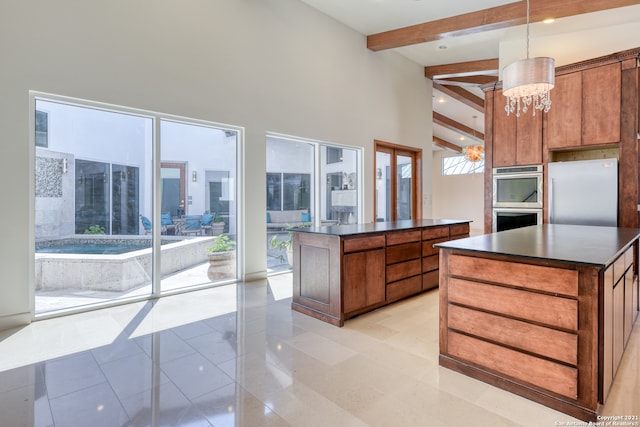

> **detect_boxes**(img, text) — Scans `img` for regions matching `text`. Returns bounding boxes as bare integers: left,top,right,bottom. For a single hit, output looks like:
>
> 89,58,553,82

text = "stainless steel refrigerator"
548,158,618,227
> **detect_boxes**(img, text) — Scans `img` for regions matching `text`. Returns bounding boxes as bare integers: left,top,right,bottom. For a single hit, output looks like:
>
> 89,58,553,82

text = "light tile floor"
1,274,638,426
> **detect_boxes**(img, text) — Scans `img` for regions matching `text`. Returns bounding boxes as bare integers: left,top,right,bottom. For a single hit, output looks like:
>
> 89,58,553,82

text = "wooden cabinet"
603,244,638,402
582,63,621,145
343,248,385,314
546,72,582,149
491,89,542,167
545,62,621,150
292,221,471,326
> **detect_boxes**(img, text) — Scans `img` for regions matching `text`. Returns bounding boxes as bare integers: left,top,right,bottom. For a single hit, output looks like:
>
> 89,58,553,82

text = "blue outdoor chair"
160,213,176,235
140,215,152,234
182,215,203,236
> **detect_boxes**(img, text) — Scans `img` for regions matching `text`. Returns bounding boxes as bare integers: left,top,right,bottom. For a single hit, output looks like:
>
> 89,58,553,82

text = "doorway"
374,140,421,222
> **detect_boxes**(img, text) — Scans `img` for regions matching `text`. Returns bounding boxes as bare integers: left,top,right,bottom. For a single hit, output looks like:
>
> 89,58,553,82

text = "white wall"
500,21,640,73
0,0,433,328
431,151,485,236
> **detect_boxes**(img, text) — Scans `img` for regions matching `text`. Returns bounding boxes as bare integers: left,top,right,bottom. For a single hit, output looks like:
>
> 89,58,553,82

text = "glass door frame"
374,140,422,222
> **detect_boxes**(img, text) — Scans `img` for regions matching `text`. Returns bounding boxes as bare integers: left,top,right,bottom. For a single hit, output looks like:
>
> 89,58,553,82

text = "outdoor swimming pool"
35,235,216,291
36,242,151,255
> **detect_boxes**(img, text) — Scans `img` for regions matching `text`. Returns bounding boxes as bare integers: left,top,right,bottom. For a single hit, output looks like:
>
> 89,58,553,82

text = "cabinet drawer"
422,254,439,273
449,254,578,297
343,235,385,253
448,277,578,331
386,276,422,302
450,223,470,236
422,226,449,240
422,238,448,257
386,230,421,246
386,242,421,264
387,259,421,283
422,270,439,290
447,331,577,399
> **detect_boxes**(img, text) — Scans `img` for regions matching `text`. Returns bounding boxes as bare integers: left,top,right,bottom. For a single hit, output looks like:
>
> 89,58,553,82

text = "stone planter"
207,251,236,281
210,222,224,236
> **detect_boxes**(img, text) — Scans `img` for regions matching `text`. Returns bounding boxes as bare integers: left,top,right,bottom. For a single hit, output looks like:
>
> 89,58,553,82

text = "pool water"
36,243,151,255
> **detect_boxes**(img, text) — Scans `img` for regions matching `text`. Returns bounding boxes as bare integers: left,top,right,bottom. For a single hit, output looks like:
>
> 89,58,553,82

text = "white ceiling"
298,0,640,151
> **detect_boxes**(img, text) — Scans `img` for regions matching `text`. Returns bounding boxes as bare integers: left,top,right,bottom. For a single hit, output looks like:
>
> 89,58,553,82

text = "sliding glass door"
34,95,240,315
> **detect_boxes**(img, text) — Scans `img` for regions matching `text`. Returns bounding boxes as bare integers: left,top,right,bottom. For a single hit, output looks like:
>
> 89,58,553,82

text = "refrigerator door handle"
549,178,554,223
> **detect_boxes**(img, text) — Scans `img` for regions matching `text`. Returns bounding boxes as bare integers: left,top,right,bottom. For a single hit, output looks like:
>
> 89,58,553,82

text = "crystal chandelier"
503,0,555,117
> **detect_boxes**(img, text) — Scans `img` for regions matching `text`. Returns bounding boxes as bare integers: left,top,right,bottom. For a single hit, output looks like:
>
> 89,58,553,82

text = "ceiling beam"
433,83,484,113
433,112,485,141
367,0,640,51
435,75,498,86
433,136,462,153
424,59,499,79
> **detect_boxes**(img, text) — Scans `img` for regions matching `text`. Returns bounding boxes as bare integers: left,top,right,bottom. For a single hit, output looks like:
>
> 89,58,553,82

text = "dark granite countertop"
435,224,640,268
291,219,471,237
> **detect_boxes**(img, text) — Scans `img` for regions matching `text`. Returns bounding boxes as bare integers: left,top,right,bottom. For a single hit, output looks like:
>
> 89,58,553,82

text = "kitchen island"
436,224,640,421
291,219,470,327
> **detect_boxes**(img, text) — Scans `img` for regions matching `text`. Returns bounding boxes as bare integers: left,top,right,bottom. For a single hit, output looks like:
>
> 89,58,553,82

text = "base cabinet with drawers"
291,219,470,327
436,225,640,422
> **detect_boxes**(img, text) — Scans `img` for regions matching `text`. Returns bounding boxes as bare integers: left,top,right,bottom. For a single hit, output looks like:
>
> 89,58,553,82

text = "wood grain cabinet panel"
422,270,439,291
448,254,578,297
492,89,517,167
386,259,421,283
343,235,385,253
449,223,470,237
343,249,385,314
422,226,449,240
386,276,422,302
386,230,421,246
603,265,614,403
448,331,578,400
546,72,583,149
422,238,448,257
448,304,578,366
624,267,634,346
448,278,578,331
582,63,621,145
387,242,421,264
516,109,542,165
422,254,439,273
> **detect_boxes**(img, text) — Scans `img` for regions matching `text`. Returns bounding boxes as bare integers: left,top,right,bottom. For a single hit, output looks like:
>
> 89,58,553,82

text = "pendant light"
503,0,555,117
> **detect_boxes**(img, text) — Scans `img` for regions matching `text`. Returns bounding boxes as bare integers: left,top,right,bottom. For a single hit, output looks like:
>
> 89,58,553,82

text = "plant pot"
207,251,236,281
210,222,224,236
286,248,293,267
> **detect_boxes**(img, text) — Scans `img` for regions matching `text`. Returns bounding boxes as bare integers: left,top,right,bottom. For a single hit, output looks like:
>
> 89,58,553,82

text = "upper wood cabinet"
492,89,542,167
545,62,621,149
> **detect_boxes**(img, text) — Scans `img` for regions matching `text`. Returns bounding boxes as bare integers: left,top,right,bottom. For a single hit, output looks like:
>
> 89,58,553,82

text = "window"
34,94,240,315
442,155,484,175
35,110,48,147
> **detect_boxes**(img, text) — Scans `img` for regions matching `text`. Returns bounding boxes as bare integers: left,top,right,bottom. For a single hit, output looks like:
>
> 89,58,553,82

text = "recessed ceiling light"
438,98,445,103
459,136,465,141
543,18,555,24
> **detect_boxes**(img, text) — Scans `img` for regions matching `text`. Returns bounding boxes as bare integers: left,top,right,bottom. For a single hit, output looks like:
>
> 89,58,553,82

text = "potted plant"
210,216,225,236
270,233,293,266
269,224,310,266
206,234,236,280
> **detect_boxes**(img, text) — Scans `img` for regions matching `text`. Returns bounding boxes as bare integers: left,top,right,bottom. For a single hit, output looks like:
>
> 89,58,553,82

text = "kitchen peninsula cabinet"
436,224,640,422
291,219,470,327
